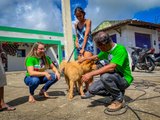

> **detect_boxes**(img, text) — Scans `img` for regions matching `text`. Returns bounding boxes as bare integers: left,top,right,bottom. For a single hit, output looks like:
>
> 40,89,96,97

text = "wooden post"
61,0,74,61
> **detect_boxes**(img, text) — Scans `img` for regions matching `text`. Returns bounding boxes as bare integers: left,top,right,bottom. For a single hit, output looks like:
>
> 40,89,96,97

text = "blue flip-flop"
81,91,94,99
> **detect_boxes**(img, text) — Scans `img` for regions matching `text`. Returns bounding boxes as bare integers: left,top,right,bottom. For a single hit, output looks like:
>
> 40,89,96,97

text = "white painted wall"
7,45,31,71
7,55,25,71
107,25,159,54
127,25,159,53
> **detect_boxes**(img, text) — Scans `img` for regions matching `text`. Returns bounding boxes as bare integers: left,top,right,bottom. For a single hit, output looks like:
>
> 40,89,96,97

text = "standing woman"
0,43,16,111
24,42,60,103
74,7,94,93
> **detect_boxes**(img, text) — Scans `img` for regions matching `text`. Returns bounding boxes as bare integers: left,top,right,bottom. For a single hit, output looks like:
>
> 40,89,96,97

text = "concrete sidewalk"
0,69,160,120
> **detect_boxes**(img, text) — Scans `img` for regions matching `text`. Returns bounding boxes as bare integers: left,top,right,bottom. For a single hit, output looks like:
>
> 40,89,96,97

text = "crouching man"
79,31,133,112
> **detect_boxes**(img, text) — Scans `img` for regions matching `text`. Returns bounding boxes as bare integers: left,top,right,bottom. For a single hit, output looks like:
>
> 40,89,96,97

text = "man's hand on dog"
82,73,92,82
78,57,86,63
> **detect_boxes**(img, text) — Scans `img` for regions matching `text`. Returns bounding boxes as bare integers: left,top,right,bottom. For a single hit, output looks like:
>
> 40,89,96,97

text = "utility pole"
61,0,74,61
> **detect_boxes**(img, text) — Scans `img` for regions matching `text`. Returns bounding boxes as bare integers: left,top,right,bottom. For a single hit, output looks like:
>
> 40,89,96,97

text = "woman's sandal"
0,105,16,112
39,90,50,98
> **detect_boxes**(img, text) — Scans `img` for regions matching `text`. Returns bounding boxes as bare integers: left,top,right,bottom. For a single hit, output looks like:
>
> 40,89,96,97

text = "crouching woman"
24,42,60,103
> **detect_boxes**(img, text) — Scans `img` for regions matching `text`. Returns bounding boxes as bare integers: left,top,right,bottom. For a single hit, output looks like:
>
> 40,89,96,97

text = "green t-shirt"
98,44,133,85
25,56,52,76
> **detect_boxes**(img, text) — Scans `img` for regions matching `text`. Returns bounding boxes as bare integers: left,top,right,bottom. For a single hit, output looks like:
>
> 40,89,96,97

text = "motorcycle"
130,46,155,72
151,52,160,66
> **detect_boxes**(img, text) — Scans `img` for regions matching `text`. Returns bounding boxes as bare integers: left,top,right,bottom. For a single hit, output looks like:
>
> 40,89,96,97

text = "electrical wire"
93,79,160,119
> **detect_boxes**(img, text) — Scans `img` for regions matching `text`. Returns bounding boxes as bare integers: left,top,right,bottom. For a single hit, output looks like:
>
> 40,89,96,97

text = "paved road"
0,69,160,120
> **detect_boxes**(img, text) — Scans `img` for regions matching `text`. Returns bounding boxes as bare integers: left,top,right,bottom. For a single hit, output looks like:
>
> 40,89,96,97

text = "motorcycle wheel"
131,52,137,71
155,57,160,66
145,57,155,72
132,65,136,71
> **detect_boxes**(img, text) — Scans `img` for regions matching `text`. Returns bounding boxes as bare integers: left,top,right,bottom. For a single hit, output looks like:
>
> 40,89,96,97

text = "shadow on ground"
7,91,65,106
87,95,132,107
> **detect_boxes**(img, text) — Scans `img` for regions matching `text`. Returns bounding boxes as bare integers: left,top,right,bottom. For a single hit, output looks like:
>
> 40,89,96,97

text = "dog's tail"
59,60,67,73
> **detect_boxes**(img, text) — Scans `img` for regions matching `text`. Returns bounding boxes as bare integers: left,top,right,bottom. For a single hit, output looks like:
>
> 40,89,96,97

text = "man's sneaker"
81,91,94,99
104,96,114,105
106,100,124,112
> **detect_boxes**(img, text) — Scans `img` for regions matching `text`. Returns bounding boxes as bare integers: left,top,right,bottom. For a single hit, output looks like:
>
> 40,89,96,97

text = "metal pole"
61,0,74,61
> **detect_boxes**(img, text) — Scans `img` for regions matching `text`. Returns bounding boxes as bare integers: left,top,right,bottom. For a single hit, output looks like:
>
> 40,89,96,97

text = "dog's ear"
86,60,94,65
81,59,95,67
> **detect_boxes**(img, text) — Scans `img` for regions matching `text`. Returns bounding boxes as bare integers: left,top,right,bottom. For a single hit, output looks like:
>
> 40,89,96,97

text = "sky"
0,0,160,33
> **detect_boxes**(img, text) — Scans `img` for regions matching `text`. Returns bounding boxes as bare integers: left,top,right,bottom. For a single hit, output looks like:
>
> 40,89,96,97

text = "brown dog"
59,60,95,100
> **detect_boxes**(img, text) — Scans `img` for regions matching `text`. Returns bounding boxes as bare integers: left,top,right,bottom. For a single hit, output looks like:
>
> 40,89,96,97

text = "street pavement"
0,68,160,120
